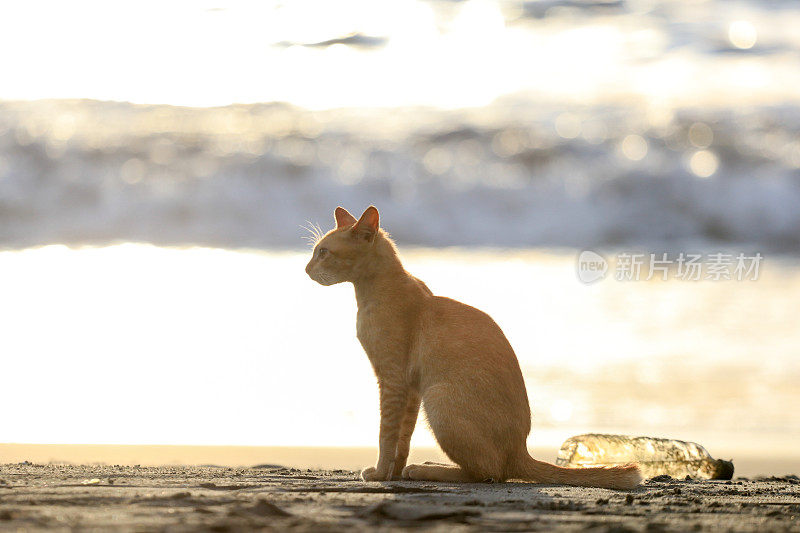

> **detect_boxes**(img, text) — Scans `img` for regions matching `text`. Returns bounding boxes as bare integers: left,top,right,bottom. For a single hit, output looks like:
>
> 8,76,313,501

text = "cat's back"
424,295,491,326
419,295,514,354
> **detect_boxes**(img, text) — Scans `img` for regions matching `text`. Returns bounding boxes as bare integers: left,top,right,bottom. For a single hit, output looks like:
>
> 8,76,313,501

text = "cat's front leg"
361,380,407,481
391,392,421,479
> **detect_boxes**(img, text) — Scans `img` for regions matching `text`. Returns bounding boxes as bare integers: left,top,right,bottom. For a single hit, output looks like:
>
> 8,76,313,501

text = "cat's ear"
334,206,357,228
352,206,379,242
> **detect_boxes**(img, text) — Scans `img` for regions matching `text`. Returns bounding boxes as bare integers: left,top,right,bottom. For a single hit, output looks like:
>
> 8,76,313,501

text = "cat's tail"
514,453,642,490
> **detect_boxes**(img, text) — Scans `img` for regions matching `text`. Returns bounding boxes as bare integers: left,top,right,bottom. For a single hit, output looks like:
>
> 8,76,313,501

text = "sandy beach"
1,463,798,532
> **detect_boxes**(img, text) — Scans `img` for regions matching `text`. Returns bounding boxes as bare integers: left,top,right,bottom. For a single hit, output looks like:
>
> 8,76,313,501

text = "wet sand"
1,463,798,532
3,444,800,479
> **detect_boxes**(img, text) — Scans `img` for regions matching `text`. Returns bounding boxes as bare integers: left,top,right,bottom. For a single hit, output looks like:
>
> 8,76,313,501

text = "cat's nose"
305,261,314,276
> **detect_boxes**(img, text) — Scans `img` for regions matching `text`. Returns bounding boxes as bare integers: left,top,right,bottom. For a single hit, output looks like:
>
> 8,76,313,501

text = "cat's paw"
360,466,390,482
401,464,424,480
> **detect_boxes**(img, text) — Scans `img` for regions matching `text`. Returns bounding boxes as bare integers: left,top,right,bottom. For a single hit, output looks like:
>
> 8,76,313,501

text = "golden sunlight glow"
1,245,798,458
0,245,365,446
549,400,574,423
0,1,796,109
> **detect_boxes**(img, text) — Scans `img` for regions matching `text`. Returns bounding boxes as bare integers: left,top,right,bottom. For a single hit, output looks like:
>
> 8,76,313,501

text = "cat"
305,206,642,489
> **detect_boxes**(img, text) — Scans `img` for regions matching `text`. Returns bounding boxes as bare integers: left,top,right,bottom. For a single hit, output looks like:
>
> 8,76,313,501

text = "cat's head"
305,206,382,285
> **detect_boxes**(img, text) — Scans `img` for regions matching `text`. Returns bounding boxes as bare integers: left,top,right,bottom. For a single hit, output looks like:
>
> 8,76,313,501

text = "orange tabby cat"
305,206,641,489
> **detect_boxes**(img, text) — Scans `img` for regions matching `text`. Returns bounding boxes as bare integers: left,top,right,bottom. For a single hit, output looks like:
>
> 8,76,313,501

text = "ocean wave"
0,100,798,251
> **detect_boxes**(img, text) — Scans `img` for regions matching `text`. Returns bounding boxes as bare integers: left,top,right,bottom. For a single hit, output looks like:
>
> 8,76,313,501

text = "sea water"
1,244,798,476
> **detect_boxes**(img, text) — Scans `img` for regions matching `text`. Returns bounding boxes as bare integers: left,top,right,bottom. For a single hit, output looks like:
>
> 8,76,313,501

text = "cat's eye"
317,247,329,258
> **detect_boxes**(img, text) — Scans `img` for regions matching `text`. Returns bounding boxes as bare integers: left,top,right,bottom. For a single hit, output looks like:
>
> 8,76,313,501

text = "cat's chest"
356,304,404,356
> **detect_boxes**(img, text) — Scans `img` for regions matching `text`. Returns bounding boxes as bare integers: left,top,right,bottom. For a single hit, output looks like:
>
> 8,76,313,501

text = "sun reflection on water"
2,244,799,461
0,1,797,109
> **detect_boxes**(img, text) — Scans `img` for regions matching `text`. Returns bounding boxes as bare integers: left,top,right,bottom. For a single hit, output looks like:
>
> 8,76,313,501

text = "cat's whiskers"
301,220,324,247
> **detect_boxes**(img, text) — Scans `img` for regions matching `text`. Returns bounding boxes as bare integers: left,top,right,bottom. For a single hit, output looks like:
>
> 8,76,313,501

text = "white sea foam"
0,100,798,251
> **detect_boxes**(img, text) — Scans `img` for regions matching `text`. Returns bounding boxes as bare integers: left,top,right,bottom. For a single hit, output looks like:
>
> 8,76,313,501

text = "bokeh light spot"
728,20,757,50
491,130,525,157
555,113,581,139
620,134,648,161
422,147,453,175
120,158,146,185
689,150,719,178
689,122,714,148
789,143,800,169
52,114,77,141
